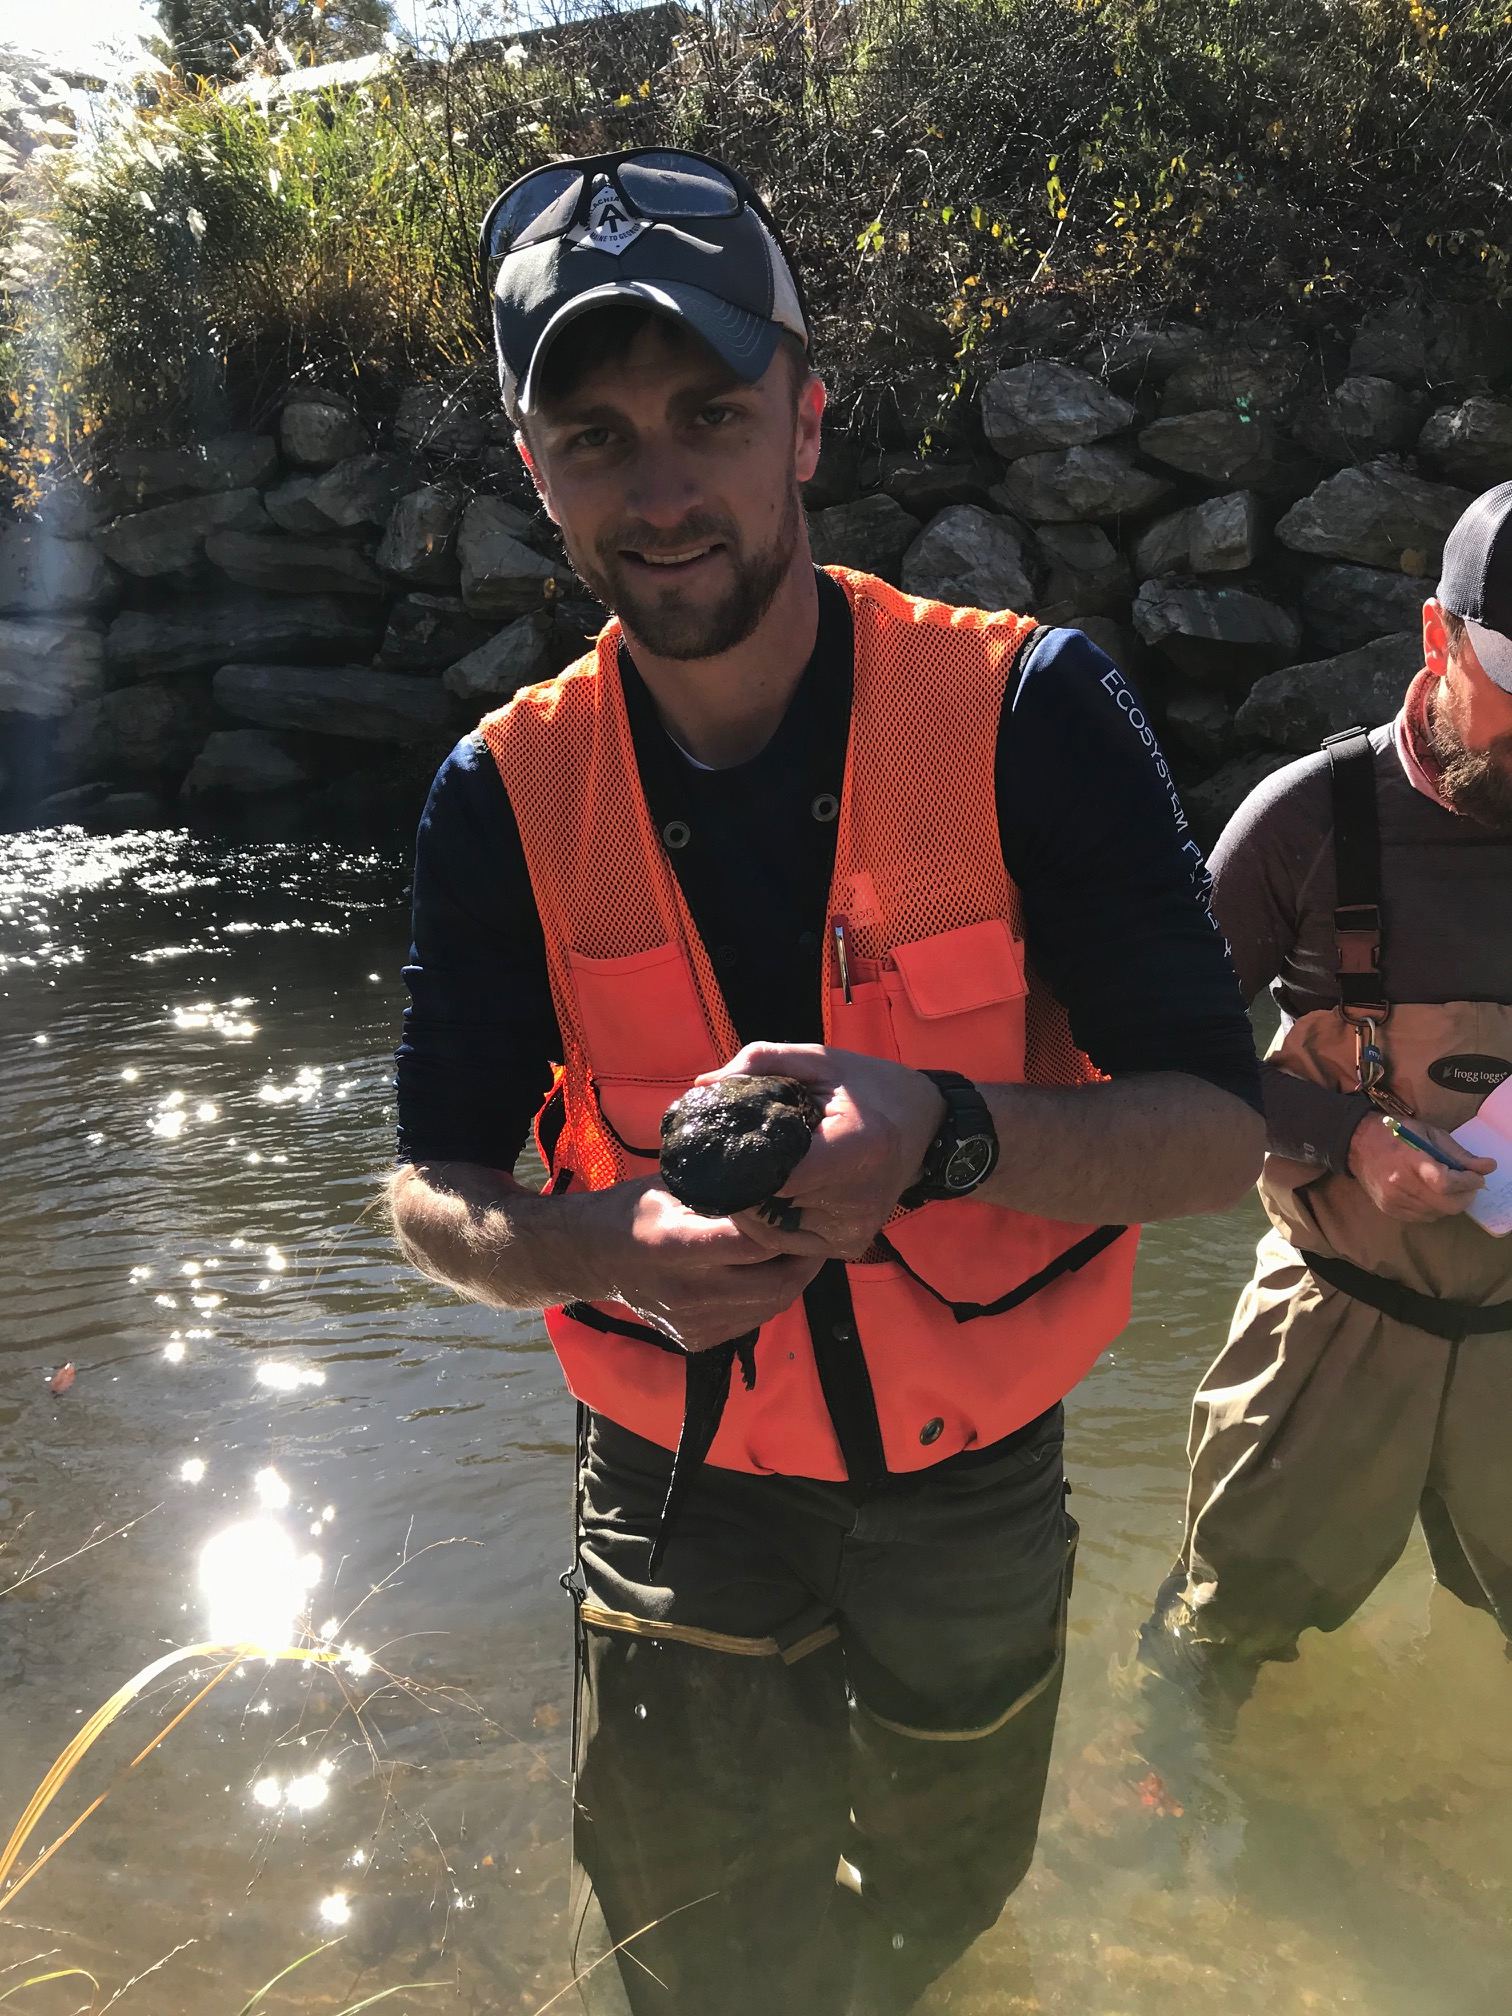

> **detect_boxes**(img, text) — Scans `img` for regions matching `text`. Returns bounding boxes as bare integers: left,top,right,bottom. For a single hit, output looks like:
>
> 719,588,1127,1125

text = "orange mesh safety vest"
481,567,1139,1480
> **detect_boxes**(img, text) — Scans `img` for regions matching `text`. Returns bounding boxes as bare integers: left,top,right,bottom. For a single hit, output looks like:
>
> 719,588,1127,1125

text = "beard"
562,482,803,661
1424,682,1512,836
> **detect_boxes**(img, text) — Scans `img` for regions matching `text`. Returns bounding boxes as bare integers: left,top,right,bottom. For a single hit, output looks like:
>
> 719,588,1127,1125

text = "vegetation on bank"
2,0,1511,503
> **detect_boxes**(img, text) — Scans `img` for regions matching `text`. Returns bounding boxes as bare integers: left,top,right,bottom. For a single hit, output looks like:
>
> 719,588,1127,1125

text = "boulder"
376,594,494,673
989,446,1171,524
54,678,213,781
1348,301,1512,388
1183,750,1294,846
182,729,313,797
1275,458,1473,575
377,486,462,585
802,433,862,512
1086,325,1210,391
1132,579,1301,679
457,496,558,615
392,384,490,462
204,529,385,598
0,524,118,612
882,456,996,519
900,505,1035,611
1415,398,1512,491
264,453,408,535
979,362,1135,461
1034,522,1130,621
806,494,919,581
1137,410,1298,491
0,616,106,716
110,432,278,506
1302,565,1430,654
1158,337,1305,419
280,394,369,469
95,791,165,830
105,595,380,681
101,488,268,578
214,663,453,743
1161,686,1236,768
33,475,105,539
1291,376,1420,465
444,615,558,703
1235,633,1421,751
1190,491,1265,573
1133,508,1194,579
1060,615,1135,671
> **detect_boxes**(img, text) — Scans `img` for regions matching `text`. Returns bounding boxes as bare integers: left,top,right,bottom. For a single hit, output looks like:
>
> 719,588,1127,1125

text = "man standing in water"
1142,482,1512,1731
390,149,1262,2014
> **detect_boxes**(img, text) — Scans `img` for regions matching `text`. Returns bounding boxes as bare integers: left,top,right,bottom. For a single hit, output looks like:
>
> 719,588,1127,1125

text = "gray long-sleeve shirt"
1209,718,1512,1172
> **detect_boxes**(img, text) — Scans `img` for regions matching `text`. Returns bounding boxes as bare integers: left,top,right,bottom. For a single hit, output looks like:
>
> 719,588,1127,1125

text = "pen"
831,914,853,1005
1382,1114,1470,1172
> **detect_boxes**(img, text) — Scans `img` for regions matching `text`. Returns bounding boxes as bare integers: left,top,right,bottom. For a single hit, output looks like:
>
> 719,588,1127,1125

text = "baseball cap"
1438,478,1512,694
485,151,809,421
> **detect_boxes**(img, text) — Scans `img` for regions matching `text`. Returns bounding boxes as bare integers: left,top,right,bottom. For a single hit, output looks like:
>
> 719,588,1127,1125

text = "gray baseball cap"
1438,479,1512,693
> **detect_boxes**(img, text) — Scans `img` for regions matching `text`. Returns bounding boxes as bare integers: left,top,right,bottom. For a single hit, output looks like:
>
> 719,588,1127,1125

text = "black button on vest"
919,1417,945,1446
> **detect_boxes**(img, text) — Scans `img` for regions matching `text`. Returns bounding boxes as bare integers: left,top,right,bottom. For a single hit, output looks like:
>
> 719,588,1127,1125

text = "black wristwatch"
899,1069,1000,1207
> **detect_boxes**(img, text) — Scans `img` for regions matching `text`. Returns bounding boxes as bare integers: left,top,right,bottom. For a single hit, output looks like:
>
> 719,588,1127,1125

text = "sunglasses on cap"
478,147,784,266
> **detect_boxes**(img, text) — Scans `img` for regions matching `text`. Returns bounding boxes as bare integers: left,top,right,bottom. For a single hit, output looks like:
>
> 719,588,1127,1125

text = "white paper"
1451,1076,1512,1237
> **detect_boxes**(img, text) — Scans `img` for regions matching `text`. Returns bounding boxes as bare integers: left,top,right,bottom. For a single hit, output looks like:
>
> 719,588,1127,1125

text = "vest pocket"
567,943,722,1083
590,1075,680,1171
882,919,1027,1083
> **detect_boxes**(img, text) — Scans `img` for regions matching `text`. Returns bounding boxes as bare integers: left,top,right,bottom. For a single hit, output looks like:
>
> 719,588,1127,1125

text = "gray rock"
1087,325,1210,391
1348,302,1512,388
1275,458,1473,574
1133,508,1194,579
1184,750,1294,846
882,456,996,519
1190,491,1265,573
279,394,369,470
989,446,1172,524
803,434,862,512
182,729,312,797
204,529,385,598
95,790,165,830
900,505,1035,611
105,596,380,681
392,384,489,462
0,616,106,716
1291,376,1420,465
33,475,105,538
1061,616,1135,671
101,488,268,578
1138,410,1293,490
54,679,213,781
1415,397,1512,491
1302,565,1430,654
457,496,558,615
1162,686,1236,768
806,494,919,581
377,486,462,585
376,594,494,673
32,784,112,827
1159,338,1305,419
214,663,453,743
1034,522,1130,621
264,454,407,535
979,362,1135,461
1133,579,1301,679
110,432,278,506
1235,632,1422,751
444,615,558,704
0,524,118,612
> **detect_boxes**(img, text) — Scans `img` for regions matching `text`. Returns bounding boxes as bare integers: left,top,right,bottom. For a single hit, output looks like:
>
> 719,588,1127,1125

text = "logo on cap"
575,182,648,258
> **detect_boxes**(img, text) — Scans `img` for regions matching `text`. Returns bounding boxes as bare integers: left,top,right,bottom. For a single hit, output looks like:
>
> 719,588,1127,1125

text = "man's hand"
695,1043,947,1261
1346,1111,1495,1223
589,1175,822,1351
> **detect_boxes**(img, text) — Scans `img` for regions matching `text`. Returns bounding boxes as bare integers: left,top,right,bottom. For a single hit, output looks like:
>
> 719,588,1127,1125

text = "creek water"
0,823,1507,2016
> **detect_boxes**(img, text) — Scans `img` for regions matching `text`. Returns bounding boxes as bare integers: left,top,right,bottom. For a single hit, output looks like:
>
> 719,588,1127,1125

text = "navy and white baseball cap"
1439,479,1512,694
488,155,809,421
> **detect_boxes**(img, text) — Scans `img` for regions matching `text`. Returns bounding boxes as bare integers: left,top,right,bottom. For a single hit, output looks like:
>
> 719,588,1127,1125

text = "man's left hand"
694,1043,947,1260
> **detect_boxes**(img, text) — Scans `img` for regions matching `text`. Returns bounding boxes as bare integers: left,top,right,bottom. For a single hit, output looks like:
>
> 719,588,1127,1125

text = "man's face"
520,318,824,661
1423,600,1512,833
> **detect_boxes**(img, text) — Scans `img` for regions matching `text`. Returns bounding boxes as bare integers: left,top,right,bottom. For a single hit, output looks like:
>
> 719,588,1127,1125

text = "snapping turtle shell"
660,1075,822,1217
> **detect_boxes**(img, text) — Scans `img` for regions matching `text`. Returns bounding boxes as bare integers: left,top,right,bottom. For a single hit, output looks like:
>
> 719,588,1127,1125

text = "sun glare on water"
197,1518,321,1652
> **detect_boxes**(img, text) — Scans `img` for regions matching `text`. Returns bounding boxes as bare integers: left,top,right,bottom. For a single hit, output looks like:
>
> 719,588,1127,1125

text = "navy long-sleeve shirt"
396,571,1260,1167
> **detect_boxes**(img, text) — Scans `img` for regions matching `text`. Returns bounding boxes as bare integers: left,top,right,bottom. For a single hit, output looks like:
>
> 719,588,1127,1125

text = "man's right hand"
586,1177,822,1353
1346,1111,1496,1223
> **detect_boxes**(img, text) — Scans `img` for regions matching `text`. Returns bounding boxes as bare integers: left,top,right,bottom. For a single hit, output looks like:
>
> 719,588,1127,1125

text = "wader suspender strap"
871,1222,1128,1323
1299,1250,1512,1341
1322,726,1388,1020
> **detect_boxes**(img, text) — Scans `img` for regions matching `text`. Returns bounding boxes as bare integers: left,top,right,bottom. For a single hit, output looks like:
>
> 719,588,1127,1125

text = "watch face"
944,1136,994,1190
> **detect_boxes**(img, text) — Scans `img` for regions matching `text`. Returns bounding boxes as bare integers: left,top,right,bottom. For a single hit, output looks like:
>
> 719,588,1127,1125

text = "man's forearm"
388,1160,607,1311
975,1073,1263,1224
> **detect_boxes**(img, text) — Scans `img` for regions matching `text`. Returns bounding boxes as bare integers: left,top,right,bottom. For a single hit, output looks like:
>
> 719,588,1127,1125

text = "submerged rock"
660,1076,822,1218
